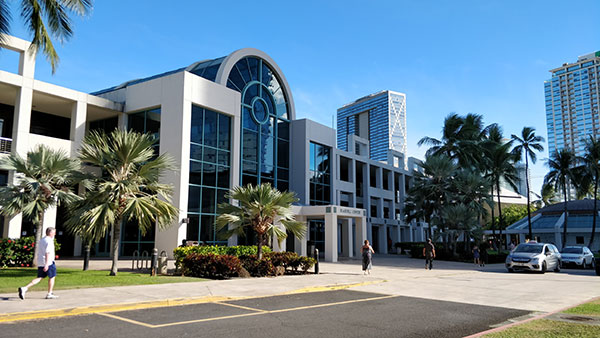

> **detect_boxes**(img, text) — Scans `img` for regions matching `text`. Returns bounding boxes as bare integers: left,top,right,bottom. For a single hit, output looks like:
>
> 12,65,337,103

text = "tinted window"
514,244,543,253
561,247,583,254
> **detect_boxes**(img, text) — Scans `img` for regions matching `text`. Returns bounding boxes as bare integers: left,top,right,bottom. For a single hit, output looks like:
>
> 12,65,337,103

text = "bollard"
158,251,168,275
314,248,319,274
151,248,158,276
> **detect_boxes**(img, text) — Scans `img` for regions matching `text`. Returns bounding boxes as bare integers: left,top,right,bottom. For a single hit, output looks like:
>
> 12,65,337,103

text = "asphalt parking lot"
1,289,529,338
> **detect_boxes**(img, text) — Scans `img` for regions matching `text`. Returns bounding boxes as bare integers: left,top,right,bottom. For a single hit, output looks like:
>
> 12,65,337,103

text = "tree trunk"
83,242,91,271
257,232,264,260
490,186,496,250
496,181,506,250
32,212,45,268
562,182,568,248
589,175,598,248
525,154,532,240
110,220,121,276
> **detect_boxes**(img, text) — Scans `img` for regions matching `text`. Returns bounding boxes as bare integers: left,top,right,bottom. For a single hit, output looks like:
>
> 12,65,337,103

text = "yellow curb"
0,296,230,323
0,280,387,324
284,279,387,294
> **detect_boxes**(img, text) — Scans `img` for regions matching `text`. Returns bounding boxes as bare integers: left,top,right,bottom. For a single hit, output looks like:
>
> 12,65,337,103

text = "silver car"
561,246,595,269
505,242,562,273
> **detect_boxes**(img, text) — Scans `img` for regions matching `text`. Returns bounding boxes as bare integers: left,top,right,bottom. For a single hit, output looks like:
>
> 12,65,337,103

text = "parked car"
505,242,561,273
560,246,595,269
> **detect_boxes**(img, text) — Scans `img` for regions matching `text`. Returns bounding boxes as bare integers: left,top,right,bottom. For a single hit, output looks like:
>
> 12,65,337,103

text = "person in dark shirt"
422,238,436,270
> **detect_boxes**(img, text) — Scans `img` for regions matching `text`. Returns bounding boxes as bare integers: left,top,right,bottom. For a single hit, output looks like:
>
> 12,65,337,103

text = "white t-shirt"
37,236,55,266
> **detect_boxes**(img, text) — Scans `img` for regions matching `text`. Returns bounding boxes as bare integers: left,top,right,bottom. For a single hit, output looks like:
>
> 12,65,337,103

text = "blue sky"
2,0,600,194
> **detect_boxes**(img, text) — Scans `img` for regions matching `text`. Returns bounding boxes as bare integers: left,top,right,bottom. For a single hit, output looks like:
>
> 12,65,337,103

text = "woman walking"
472,245,481,266
361,240,375,275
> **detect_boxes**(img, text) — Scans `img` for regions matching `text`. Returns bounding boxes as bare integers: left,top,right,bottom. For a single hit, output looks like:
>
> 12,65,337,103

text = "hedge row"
173,245,272,269
0,237,36,267
397,241,508,263
180,250,316,279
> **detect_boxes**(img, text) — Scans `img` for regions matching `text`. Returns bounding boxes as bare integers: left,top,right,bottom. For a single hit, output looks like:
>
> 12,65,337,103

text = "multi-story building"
0,35,423,262
545,51,600,156
336,91,407,162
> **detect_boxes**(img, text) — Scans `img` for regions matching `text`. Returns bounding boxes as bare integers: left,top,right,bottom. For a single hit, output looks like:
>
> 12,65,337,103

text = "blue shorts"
37,262,56,278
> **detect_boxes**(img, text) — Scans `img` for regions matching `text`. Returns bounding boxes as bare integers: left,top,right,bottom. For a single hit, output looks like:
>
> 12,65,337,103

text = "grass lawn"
484,319,600,338
563,299,600,317
484,298,600,337
0,267,202,294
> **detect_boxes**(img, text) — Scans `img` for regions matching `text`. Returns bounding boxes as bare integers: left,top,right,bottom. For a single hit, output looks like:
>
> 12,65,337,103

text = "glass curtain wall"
118,107,161,256
309,142,331,205
187,105,231,244
226,57,290,191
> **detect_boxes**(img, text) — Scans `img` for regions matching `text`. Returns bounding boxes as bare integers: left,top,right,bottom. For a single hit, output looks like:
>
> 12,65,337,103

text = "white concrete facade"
0,35,419,262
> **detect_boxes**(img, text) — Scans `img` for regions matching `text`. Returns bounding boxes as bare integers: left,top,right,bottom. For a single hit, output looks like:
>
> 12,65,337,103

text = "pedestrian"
480,242,488,267
361,240,374,275
422,238,435,270
18,227,58,300
472,245,480,266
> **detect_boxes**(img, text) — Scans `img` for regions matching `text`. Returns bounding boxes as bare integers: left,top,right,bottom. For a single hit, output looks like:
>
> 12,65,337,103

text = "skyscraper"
336,90,407,161
545,51,600,156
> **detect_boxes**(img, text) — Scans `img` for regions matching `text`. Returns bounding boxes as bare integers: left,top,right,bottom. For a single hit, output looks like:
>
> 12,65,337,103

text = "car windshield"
561,247,583,254
514,244,543,253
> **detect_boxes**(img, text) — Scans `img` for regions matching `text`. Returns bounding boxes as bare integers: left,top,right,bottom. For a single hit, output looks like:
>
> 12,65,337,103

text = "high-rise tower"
545,51,600,156
337,90,406,161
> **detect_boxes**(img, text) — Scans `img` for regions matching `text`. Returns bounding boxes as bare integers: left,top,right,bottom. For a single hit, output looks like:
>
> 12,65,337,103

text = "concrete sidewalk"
1,254,599,320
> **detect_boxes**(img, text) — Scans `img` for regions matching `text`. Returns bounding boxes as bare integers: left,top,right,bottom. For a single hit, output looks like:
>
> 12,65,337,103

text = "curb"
0,279,386,324
464,296,600,337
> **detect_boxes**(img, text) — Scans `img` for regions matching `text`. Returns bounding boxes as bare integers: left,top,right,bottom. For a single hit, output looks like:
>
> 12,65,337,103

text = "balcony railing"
0,137,12,154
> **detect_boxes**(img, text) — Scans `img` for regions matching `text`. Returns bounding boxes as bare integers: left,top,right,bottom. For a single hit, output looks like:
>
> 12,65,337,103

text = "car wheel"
507,268,514,273
541,262,547,274
583,261,587,270
554,262,561,273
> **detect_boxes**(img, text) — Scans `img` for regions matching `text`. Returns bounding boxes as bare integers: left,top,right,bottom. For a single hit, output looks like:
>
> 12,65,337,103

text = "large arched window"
227,57,290,190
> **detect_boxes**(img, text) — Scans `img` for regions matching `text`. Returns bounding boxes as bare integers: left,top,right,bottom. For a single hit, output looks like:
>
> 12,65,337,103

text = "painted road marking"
215,302,267,313
0,280,386,324
101,294,399,329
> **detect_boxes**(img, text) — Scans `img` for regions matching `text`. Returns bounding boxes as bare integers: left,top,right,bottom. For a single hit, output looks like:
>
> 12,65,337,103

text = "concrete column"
117,112,127,130
154,74,188,258
70,100,87,155
324,212,338,262
42,206,57,235
294,216,307,257
346,219,354,257
356,216,367,253
519,233,526,244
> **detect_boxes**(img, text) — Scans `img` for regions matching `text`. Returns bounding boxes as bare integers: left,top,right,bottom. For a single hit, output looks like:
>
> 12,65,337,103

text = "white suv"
505,242,562,273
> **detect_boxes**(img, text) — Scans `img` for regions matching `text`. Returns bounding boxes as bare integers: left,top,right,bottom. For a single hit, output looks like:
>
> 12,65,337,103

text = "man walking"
422,238,436,270
18,227,58,300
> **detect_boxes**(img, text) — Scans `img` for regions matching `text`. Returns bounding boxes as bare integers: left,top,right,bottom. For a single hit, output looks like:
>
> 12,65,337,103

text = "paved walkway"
1,255,599,318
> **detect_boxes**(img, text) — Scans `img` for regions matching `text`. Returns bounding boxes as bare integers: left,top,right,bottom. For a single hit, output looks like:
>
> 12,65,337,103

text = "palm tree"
0,0,93,73
405,155,456,249
65,130,178,276
418,113,486,168
484,136,519,250
580,136,600,247
545,148,578,248
511,127,545,240
0,145,81,266
441,204,478,256
215,183,306,260
539,183,557,207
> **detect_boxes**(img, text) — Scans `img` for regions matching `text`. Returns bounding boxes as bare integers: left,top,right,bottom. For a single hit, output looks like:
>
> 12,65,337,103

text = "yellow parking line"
107,294,400,328
284,279,387,294
97,312,155,328
215,302,267,313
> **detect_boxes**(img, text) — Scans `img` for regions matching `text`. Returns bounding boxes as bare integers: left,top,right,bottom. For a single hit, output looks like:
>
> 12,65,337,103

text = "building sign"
337,207,364,216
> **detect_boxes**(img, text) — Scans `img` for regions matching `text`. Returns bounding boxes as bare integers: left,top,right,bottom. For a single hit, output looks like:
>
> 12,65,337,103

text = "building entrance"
308,219,325,258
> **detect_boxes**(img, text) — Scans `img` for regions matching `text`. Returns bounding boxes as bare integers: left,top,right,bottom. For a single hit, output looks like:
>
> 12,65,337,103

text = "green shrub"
239,255,275,277
173,245,271,269
181,253,241,279
298,256,317,272
0,237,35,268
